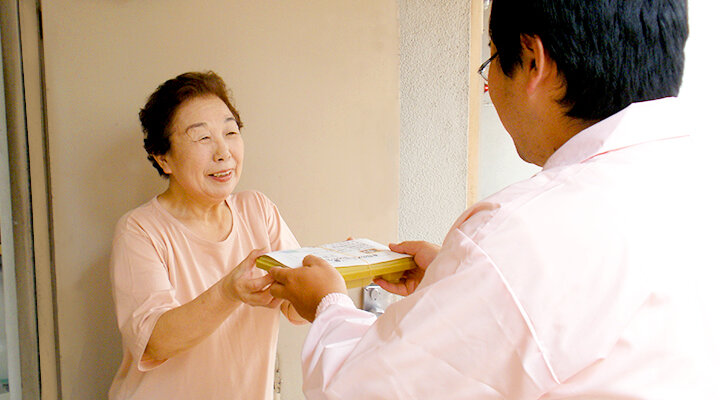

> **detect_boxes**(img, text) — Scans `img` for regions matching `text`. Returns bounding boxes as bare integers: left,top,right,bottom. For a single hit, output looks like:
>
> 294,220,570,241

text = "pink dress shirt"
301,97,720,399
109,191,301,400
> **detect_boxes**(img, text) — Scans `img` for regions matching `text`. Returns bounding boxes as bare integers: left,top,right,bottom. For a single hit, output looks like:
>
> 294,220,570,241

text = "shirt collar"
542,97,686,170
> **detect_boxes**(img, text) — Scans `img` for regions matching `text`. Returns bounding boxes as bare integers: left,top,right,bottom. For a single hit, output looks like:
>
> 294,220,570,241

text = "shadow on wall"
74,130,166,394
86,130,166,226
75,256,123,398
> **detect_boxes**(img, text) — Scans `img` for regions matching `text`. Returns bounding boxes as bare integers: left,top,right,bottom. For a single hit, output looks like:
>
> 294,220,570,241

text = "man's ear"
153,153,172,175
520,34,555,96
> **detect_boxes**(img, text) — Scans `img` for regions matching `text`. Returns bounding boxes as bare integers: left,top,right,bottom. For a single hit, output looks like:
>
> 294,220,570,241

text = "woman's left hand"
221,249,281,308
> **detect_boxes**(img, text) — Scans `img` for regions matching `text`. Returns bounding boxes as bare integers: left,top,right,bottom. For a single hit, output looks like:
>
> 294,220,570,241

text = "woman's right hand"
373,241,440,296
221,249,280,308
144,249,279,362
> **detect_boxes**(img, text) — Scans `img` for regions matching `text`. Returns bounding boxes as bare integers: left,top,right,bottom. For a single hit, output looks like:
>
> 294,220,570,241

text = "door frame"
1,0,60,399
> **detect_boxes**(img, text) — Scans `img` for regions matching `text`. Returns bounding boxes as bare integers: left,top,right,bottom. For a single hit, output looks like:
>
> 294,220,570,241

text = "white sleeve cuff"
315,292,356,318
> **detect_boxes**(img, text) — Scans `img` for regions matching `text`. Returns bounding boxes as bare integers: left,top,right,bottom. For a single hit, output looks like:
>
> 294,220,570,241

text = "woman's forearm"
143,250,273,362
143,280,239,362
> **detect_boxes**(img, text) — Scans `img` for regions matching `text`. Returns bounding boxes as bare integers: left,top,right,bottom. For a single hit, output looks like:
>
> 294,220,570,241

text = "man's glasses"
478,52,498,82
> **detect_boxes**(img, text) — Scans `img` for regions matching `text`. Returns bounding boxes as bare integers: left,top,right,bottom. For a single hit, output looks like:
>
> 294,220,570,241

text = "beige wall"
40,1,398,398
26,0,720,398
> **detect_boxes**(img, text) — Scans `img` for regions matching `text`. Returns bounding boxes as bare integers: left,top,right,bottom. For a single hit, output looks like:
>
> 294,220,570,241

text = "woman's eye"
226,131,239,136
198,136,211,142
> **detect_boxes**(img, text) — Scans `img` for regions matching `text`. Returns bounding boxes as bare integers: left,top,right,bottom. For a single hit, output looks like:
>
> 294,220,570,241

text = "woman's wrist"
218,276,243,304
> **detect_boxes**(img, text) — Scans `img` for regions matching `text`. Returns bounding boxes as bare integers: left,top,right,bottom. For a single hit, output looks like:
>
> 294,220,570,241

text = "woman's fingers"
243,273,274,293
238,248,268,273
230,271,274,305
242,287,276,307
221,249,275,303
266,297,283,309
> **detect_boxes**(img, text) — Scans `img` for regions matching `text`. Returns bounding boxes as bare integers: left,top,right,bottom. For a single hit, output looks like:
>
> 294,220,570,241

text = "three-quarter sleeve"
109,217,181,372
252,192,306,324
256,192,300,252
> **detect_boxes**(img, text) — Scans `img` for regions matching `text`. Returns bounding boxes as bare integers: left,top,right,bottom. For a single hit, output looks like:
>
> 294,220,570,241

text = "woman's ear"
153,154,172,175
520,34,556,96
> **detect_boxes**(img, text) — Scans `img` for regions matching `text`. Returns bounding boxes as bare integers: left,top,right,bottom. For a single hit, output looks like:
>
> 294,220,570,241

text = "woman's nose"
213,139,232,162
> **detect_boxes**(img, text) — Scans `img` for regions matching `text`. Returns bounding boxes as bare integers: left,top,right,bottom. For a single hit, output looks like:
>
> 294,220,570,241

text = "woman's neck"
157,185,233,241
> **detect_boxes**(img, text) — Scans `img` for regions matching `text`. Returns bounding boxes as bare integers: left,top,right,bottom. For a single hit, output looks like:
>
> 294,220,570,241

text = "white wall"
680,2,720,139
681,2,720,316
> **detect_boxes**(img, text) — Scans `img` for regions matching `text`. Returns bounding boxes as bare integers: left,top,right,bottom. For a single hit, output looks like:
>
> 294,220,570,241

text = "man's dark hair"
489,0,688,121
139,71,243,177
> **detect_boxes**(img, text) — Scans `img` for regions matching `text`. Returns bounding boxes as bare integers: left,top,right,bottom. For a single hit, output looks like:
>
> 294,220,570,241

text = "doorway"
0,31,23,398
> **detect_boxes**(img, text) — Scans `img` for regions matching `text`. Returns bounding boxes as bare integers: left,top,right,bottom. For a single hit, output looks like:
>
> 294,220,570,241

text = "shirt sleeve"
109,217,181,372
254,192,307,324
300,229,559,400
256,192,300,252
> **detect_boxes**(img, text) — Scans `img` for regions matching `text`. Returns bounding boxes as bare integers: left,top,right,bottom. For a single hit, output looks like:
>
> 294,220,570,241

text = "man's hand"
373,241,440,296
269,255,347,322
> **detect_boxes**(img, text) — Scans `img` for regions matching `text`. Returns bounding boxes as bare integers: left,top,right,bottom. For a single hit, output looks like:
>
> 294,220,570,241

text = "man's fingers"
268,267,289,284
302,254,330,267
373,278,409,296
389,241,425,255
269,282,289,300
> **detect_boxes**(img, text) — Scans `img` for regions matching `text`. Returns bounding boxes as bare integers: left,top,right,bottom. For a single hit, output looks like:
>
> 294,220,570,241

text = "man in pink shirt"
270,1,720,399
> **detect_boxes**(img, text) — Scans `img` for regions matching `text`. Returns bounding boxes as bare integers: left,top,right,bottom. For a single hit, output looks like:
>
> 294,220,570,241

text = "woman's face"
155,95,244,205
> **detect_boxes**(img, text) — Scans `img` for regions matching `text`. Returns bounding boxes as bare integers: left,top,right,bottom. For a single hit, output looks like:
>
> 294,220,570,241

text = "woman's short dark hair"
139,71,243,177
489,0,688,121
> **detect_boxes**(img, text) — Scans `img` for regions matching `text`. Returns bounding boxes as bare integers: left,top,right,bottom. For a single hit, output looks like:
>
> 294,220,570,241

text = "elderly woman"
108,71,303,399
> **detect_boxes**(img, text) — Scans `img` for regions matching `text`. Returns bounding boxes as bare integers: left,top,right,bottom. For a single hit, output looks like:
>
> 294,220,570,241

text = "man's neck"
536,114,598,167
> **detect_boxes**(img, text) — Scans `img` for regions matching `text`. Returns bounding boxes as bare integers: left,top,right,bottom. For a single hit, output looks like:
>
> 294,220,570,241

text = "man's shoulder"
459,163,618,242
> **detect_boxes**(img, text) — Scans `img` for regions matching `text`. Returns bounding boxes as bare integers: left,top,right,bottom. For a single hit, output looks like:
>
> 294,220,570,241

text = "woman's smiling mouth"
210,170,233,178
